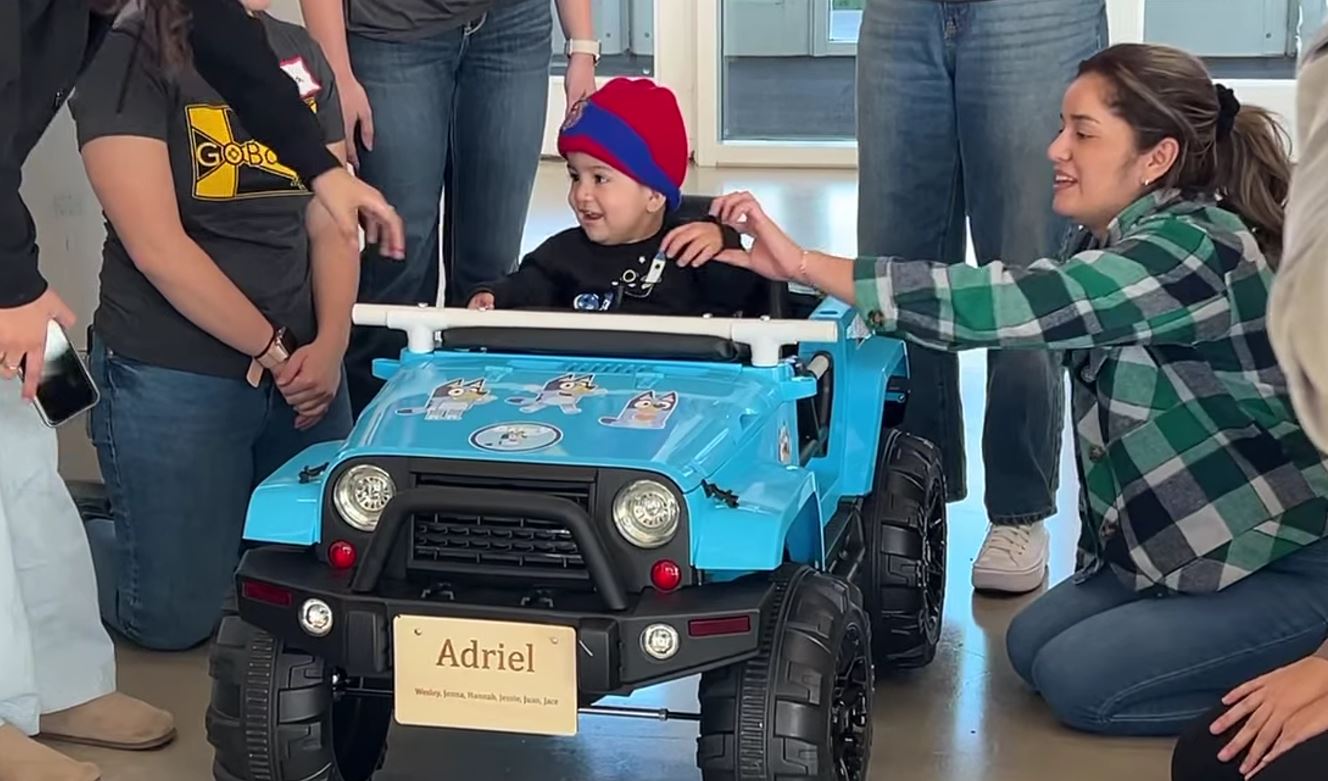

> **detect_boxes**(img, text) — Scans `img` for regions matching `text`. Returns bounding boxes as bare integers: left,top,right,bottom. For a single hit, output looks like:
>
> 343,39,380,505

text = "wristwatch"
564,38,601,64
255,325,297,370
246,325,298,387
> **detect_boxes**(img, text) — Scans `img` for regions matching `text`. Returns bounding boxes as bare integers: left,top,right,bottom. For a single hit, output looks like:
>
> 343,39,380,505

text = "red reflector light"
650,559,683,592
688,615,752,638
242,579,293,607
328,540,358,570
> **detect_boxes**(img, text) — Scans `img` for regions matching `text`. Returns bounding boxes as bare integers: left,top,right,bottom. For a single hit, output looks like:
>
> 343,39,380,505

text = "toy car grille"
411,511,588,573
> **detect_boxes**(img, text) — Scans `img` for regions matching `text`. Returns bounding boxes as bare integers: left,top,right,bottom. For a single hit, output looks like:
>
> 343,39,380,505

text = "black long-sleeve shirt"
474,216,774,318
1,0,339,309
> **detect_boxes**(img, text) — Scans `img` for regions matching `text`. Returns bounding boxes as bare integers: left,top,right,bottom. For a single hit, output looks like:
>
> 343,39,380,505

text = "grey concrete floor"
54,164,1177,780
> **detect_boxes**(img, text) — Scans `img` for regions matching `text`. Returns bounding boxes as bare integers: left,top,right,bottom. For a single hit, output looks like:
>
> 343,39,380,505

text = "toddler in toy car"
467,78,771,317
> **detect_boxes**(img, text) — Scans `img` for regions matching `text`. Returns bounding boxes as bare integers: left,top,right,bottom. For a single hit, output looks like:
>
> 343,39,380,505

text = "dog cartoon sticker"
599,390,679,430
470,422,563,453
507,373,605,415
397,378,494,421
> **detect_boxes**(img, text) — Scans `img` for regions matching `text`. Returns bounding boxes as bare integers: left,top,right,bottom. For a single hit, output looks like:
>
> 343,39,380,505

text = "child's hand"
468,292,495,310
662,222,725,267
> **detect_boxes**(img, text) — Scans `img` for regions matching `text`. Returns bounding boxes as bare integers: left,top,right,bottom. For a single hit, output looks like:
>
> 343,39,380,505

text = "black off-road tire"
206,611,392,781
697,566,874,781
857,429,947,670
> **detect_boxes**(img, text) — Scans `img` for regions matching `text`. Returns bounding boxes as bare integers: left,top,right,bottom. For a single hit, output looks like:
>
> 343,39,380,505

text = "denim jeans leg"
87,341,265,650
253,376,354,484
445,0,552,305
1020,538,1328,736
345,30,461,414
856,0,968,502
951,0,1107,523
1005,568,1140,686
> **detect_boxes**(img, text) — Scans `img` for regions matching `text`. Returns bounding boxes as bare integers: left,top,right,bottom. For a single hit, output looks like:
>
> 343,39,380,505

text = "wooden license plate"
392,615,578,736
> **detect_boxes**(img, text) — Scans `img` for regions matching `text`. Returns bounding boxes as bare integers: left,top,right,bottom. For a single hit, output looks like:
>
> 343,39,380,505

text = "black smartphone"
18,320,101,427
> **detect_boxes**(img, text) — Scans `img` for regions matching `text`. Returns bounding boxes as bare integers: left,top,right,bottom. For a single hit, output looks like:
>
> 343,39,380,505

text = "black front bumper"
234,547,773,696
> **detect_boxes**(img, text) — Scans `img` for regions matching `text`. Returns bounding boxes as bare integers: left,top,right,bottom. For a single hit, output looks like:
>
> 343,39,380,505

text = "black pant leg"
1173,704,1328,781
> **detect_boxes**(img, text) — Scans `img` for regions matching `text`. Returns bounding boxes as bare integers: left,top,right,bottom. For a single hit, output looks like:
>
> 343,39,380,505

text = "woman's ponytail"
1215,105,1293,263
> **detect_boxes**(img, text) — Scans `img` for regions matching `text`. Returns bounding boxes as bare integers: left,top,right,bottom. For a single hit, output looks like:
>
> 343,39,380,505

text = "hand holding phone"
0,288,77,399
16,320,101,428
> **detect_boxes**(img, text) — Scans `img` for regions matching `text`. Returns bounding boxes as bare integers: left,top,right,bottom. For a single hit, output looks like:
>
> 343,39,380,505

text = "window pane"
830,0,864,43
550,0,655,79
1142,0,1327,78
721,0,856,142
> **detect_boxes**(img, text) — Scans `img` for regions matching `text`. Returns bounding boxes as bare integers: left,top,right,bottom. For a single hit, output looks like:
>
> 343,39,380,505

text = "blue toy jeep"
205,251,947,781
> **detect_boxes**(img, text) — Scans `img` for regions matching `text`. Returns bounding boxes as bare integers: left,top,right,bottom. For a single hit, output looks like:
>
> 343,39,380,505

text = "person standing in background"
855,0,1108,594
300,0,598,414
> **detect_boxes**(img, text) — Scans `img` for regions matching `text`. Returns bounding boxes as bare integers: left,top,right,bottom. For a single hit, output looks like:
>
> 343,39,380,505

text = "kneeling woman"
69,3,358,650
693,43,1328,737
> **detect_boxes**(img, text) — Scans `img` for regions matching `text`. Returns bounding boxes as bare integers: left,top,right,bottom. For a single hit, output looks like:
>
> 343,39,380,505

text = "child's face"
565,152,667,245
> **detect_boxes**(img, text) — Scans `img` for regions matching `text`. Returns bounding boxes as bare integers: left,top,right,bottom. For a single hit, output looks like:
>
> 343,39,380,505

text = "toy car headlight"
333,465,396,532
612,480,679,549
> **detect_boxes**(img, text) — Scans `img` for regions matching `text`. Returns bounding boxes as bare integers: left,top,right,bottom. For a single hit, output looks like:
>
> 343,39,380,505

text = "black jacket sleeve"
475,238,565,310
0,0,47,309
698,223,773,317
186,0,340,185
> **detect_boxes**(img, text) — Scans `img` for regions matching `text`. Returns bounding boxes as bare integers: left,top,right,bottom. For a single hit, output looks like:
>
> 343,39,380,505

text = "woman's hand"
308,167,405,260
275,339,345,430
660,222,725,266
686,191,805,282
468,292,496,310
564,54,597,109
1212,655,1328,777
336,74,375,171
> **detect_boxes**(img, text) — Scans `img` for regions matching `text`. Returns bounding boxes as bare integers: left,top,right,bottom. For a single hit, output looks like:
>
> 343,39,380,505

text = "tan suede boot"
38,693,176,751
0,725,100,781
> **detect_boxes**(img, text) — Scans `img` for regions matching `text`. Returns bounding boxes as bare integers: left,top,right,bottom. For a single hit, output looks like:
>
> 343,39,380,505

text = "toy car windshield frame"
352,305,839,367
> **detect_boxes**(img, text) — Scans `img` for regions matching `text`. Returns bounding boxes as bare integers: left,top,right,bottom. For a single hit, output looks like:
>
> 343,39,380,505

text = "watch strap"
565,38,601,63
248,325,298,386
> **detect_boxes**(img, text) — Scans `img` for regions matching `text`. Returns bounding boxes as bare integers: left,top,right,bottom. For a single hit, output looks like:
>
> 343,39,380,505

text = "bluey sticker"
778,423,793,464
507,374,605,415
599,391,678,430
470,422,563,453
279,56,321,99
397,378,494,421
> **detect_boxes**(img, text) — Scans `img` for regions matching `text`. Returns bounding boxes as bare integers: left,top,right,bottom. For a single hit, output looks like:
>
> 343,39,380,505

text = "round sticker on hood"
470,422,563,453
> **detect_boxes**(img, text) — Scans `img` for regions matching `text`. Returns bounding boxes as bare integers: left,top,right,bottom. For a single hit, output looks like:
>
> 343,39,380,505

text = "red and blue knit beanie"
557,77,687,210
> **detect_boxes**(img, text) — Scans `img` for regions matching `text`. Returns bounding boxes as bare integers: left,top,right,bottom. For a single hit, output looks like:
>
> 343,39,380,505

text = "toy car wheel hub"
832,623,871,781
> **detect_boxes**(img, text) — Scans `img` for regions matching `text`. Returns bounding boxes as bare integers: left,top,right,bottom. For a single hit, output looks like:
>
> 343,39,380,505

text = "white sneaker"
972,522,1049,594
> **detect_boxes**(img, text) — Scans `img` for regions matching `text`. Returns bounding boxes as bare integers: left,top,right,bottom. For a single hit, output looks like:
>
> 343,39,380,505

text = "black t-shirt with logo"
473,215,773,318
70,13,344,379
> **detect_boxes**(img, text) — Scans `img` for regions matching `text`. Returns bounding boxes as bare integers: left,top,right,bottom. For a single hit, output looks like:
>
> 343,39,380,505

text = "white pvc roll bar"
351,304,839,367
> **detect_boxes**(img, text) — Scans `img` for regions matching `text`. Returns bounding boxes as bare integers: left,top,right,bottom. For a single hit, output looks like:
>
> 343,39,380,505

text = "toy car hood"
337,354,787,492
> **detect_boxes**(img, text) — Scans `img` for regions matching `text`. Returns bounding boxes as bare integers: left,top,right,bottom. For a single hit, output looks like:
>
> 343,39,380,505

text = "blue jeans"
856,0,1107,521
85,339,353,651
345,0,552,414
1006,538,1328,736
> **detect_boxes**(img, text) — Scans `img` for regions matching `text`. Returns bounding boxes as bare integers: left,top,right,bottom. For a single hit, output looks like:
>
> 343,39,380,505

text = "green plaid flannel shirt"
854,189,1328,594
